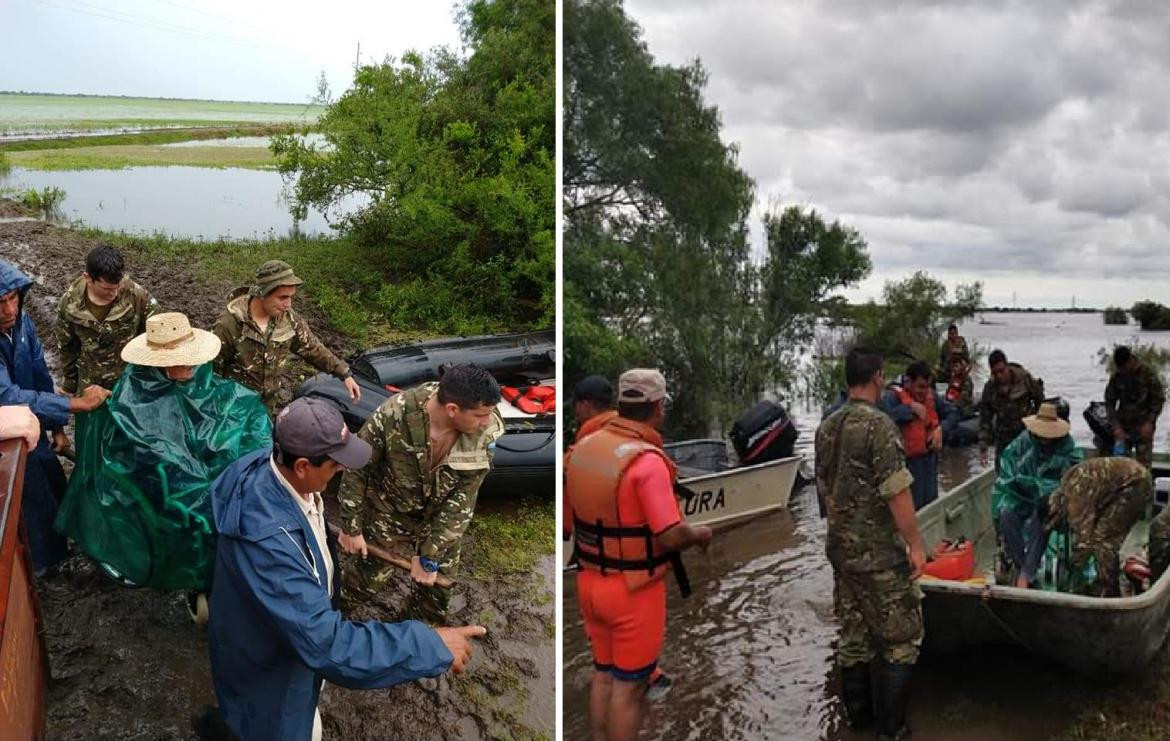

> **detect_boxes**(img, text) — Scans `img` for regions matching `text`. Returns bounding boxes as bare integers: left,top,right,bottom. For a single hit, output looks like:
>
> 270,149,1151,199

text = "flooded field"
0,92,321,137
1,166,362,238
563,312,1170,740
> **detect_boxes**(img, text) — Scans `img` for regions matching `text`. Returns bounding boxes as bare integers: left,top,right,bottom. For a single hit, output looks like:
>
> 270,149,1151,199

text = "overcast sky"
1,0,463,105
625,0,1170,308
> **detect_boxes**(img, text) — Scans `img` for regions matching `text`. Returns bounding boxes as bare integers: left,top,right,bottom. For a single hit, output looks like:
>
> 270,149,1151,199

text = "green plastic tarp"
55,363,271,590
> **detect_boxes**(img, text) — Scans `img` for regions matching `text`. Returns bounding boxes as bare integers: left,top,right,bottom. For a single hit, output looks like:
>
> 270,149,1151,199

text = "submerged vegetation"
1131,301,1170,331
1103,306,1128,325
6,144,275,171
19,186,66,217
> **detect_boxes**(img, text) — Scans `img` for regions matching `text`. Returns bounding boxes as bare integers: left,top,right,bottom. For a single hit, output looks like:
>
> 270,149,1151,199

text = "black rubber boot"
840,662,873,730
875,661,913,740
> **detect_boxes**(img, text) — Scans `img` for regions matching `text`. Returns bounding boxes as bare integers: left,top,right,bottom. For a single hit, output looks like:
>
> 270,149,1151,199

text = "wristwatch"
419,556,440,573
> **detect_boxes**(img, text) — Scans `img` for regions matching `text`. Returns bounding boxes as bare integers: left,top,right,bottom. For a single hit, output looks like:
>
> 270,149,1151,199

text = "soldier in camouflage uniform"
55,244,158,394
1046,456,1151,597
1105,345,1165,468
937,324,970,377
1148,505,1170,583
978,349,1045,469
816,348,925,740
337,364,504,624
212,260,360,415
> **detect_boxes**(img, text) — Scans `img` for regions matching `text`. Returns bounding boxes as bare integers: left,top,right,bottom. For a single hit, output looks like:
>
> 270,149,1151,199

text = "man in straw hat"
56,312,270,604
200,397,484,741
992,401,1082,588
565,368,712,741
213,259,360,415
1046,456,1151,597
0,259,110,575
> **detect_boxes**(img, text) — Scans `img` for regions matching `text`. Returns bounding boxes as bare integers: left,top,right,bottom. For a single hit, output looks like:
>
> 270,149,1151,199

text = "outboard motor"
1083,401,1115,455
730,400,798,466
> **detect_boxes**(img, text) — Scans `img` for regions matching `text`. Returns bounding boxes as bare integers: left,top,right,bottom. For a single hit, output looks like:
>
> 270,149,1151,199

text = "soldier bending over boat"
1105,345,1164,468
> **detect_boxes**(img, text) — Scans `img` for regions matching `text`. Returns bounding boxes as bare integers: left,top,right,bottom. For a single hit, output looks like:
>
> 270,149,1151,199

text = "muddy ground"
2,213,554,740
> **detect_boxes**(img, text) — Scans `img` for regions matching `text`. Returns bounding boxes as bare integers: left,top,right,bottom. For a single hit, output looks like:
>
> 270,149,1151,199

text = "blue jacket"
0,260,70,438
208,448,453,740
0,260,71,570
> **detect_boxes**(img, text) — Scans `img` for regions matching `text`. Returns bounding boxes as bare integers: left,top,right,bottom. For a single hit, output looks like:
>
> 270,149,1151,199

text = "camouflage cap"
250,259,304,298
618,368,671,403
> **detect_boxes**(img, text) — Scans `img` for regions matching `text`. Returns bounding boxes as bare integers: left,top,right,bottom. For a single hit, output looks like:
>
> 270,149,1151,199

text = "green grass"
7,144,276,171
0,151,9,175
466,498,556,581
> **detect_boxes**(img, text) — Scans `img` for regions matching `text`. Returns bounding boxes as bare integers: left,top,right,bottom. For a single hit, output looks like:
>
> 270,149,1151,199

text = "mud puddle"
4,213,553,739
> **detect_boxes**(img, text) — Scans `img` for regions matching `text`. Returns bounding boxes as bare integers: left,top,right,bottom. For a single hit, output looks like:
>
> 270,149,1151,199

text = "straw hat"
1023,402,1070,439
121,312,221,367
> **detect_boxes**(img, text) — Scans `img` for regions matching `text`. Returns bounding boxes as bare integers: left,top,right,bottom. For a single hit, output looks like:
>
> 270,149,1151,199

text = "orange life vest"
945,380,963,403
501,385,556,415
894,385,939,458
565,416,691,596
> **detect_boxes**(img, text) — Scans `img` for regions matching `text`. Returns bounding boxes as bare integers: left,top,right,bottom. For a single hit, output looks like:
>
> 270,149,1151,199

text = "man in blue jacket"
205,397,486,740
0,259,109,574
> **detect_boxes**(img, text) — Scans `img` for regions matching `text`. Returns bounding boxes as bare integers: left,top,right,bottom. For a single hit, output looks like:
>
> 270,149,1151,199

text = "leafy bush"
20,186,66,216
1131,301,1170,331
1103,307,1128,325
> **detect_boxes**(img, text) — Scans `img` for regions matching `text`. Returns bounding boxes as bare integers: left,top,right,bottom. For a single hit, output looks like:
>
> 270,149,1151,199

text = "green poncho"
991,431,1083,520
55,363,271,590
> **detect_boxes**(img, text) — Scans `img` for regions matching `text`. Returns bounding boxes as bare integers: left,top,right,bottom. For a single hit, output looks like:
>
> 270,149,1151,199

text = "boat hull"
917,450,1170,675
0,439,49,737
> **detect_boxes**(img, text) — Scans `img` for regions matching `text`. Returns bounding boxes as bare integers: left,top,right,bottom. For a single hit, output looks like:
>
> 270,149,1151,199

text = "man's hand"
411,556,439,586
694,525,713,554
0,405,40,448
1140,420,1155,441
70,384,111,413
909,401,927,420
338,532,368,558
343,376,362,403
51,429,70,455
978,447,990,467
907,542,927,580
435,625,487,674
928,426,943,452
1114,426,1128,442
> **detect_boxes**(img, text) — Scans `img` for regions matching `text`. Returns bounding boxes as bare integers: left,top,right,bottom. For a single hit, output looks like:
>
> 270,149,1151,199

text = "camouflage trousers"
1149,506,1170,583
342,530,461,626
1068,482,1149,597
1117,418,1156,468
833,566,923,668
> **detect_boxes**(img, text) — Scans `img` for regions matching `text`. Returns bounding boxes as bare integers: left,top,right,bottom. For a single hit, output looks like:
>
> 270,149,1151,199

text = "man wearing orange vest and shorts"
566,368,713,741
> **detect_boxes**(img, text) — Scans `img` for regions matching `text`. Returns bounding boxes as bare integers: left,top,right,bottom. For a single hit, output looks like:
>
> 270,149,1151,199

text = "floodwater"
563,312,1170,740
1,166,361,239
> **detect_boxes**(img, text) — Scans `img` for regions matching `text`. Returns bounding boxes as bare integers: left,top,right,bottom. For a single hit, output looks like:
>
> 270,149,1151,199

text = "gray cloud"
626,0,1170,305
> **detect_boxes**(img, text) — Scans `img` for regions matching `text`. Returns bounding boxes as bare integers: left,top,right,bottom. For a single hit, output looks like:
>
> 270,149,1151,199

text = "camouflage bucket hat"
250,259,304,297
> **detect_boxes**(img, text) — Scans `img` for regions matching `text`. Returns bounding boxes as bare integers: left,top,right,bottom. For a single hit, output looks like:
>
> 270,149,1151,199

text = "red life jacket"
565,417,690,596
501,385,556,414
945,379,963,403
894,385,939,458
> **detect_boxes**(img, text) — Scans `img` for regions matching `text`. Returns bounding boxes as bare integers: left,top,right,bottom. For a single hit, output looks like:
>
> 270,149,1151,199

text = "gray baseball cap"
274,398,371,469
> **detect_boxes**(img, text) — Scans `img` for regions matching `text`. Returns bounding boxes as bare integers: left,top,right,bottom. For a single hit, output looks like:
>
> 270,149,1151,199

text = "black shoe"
191,704,237,741
645,670,672,702
840,662,873,730
875,661,913,740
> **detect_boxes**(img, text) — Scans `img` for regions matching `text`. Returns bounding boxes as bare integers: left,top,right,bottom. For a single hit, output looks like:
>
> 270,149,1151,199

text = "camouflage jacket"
815,398,915,573
939,336,971,371
1047,456,1150,532
978,363,1045,450
1105,360,1165,425
54,274,158,393
338,382,505,563
212,288,349,414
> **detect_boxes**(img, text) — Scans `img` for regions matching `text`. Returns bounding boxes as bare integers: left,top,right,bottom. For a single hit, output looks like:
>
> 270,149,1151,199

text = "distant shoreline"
0,90,318,108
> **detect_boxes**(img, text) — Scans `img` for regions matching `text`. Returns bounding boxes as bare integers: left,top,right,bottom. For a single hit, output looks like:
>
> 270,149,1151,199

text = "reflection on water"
1,166,362,239
562,312,1170,740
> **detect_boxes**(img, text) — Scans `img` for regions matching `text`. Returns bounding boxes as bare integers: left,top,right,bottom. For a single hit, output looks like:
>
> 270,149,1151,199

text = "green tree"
272,0,554,333
564,0,871,436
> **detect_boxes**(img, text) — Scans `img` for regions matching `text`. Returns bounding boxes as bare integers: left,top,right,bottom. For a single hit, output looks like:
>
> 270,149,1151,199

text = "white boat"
563,439,804,567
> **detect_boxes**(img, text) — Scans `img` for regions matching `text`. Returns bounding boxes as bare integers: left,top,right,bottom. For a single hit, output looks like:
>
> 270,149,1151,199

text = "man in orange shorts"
566,368,713,741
